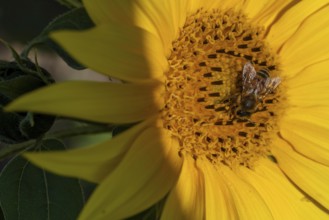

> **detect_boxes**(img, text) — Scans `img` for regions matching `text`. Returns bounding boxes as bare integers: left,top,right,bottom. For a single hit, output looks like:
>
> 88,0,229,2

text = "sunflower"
6,0,329,219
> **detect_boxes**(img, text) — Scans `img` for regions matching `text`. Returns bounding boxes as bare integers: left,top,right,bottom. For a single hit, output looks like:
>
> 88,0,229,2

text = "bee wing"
242,62,257,94
261,77,281,97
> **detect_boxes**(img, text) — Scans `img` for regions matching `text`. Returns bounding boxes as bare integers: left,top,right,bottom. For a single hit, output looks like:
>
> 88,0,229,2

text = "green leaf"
0,139,85,220
22,7,94,69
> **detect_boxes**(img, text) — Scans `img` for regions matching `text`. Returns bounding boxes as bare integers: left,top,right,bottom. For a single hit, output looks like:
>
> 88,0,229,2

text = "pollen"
161,8,285,168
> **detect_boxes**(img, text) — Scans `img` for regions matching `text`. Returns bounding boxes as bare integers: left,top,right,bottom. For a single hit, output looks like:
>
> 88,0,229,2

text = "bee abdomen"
256,68,270,79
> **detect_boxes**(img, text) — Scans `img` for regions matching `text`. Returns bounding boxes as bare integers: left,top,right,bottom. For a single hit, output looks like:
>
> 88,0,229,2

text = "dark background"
0,0,67,43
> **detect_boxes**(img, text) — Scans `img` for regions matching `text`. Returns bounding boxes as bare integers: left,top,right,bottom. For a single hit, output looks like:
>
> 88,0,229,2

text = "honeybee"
235,62,281,117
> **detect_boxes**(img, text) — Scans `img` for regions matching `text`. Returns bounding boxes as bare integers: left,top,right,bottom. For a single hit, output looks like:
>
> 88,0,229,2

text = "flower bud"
0,59,55,144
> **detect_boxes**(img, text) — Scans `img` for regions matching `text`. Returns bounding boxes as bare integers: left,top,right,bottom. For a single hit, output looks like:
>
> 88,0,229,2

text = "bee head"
241,94,257,111
235,94,258,117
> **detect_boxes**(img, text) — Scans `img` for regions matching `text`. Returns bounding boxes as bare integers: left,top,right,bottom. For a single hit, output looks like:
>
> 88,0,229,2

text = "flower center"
161,9,285,168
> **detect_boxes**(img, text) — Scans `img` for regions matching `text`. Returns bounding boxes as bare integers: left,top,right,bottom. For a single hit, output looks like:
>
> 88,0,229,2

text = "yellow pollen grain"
161,9,284,168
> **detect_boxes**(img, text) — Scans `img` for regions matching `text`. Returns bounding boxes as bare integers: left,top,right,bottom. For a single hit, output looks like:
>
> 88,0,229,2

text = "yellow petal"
286,60,329,106
279,5,329,76
218,165,273,220
186,0,203,14
133,0,186,54
51,23,167,82
243,0,273,19
244,0,292,28
5,81,163,124
272,138,329,210
83,0,188,56
280,107,329,166
237,158,329,219
82,0,115,24
161,154,205,220
197,159,239,219
202,0,245,12
24,118,155,183
267,0,329,51
79,127,182,220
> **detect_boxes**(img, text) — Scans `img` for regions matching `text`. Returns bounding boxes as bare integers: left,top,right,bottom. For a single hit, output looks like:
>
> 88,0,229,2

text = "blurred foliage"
57,0,82,8
0,0,68,42
0,59,55,144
